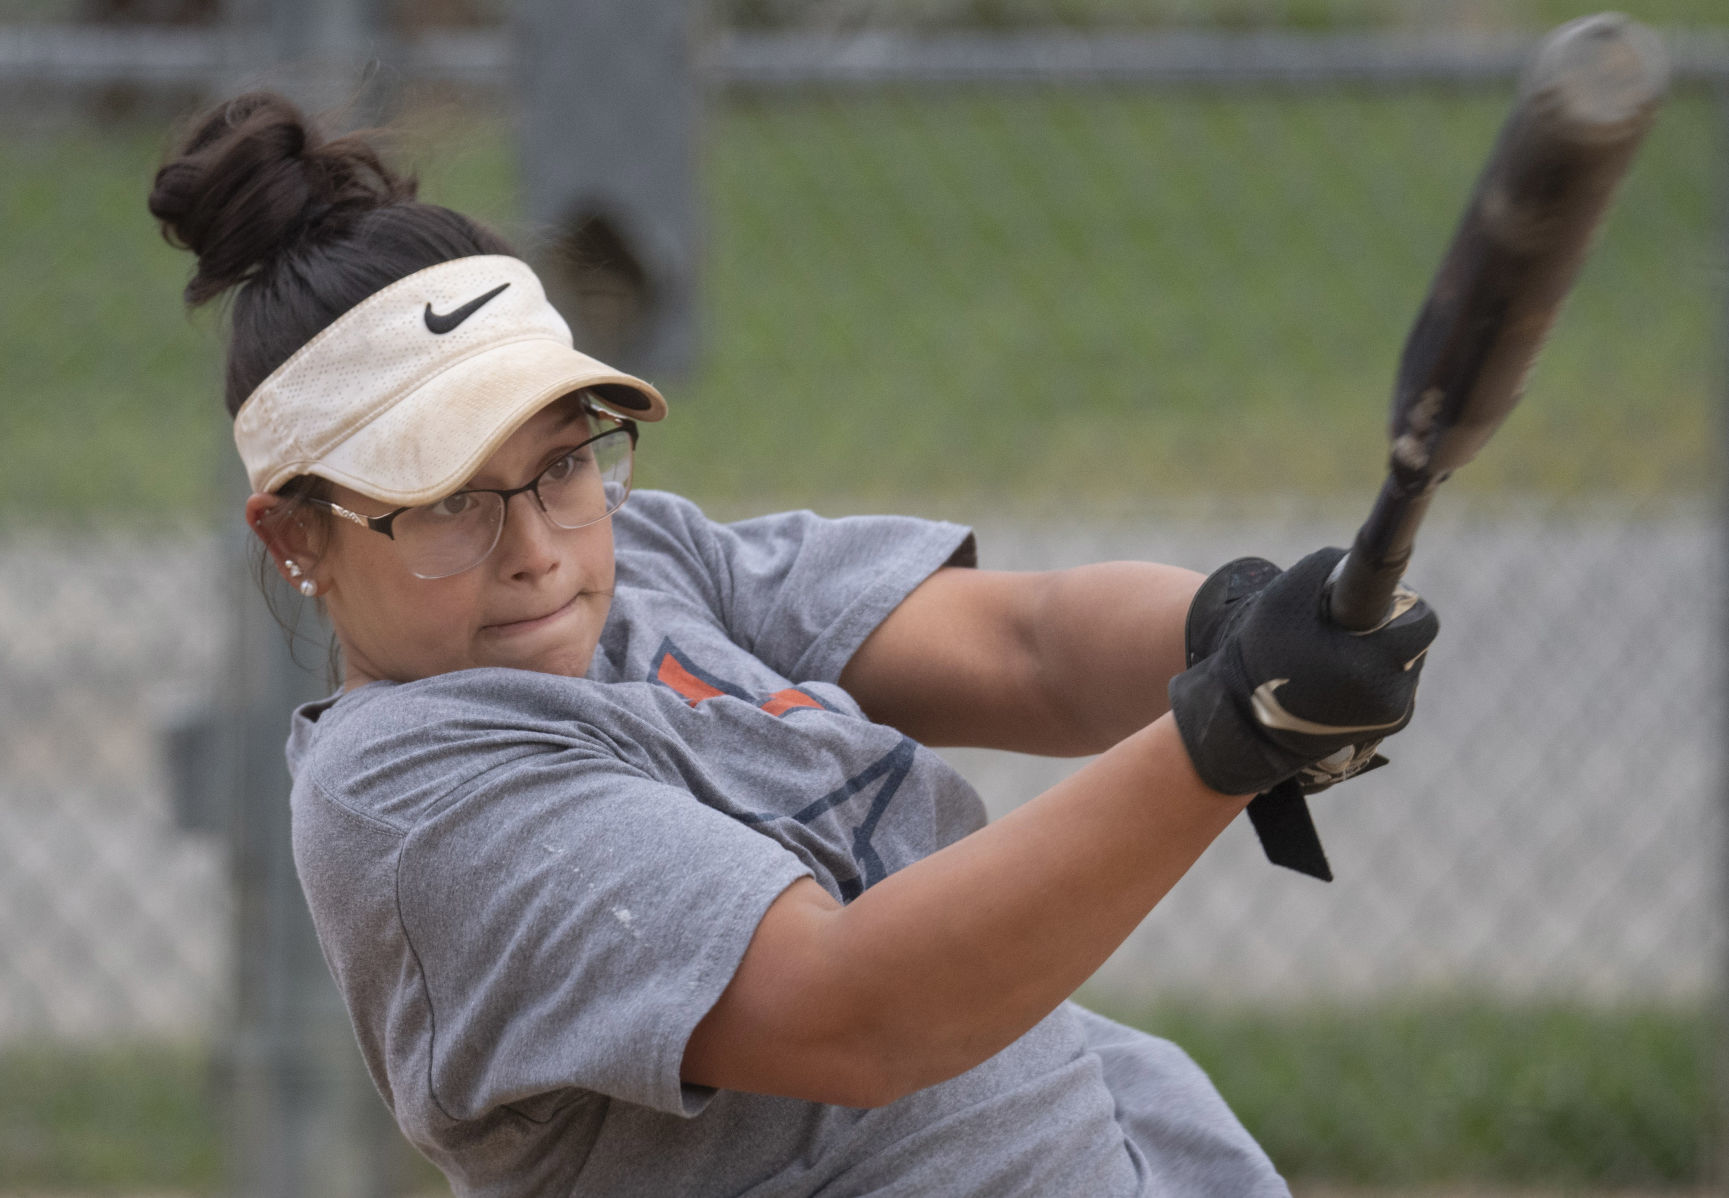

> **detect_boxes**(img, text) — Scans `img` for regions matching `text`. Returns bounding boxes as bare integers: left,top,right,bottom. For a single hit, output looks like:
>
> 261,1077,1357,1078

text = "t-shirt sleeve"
393,735,812,1121
615,487,975,677
626,493,976,683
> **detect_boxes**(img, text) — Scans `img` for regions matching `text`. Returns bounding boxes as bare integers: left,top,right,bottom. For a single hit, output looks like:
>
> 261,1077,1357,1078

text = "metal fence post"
218,0,393,118
511,0,702,378
220,457,407,1198
1719,78,1729,1197
217,508,399,1196
210,5,407,1195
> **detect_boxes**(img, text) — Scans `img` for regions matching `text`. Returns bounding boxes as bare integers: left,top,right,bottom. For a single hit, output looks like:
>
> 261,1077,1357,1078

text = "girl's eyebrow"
458,415,592,491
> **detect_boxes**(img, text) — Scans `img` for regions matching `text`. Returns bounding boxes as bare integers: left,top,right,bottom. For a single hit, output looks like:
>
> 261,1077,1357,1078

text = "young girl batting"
150,91,1436,1197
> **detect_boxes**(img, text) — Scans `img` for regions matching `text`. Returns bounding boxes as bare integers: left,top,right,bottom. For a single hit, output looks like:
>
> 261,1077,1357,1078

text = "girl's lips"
484,591,581,636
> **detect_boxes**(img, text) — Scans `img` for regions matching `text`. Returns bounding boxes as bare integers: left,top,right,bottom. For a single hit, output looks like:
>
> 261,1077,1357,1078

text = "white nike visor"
233,255,667,506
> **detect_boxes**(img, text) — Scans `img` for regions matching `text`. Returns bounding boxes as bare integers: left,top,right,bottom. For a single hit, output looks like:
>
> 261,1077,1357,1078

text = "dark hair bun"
149,91,417,306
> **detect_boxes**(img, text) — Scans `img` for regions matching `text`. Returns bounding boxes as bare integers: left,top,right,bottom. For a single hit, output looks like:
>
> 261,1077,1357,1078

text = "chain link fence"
0,0,1723,1193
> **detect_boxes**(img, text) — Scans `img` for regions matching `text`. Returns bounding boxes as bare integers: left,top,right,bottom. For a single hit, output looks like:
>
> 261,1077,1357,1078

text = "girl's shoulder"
286,669,679,830
610,488,713,555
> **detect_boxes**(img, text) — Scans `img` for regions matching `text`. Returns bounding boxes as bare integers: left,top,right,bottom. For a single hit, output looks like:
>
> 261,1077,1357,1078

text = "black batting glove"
1182,553,1389,796
1169,547,1438,798
1183,555,1282,667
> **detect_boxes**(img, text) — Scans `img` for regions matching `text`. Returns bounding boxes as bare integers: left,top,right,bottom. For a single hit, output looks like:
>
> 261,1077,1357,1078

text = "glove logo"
1250,679,1412,737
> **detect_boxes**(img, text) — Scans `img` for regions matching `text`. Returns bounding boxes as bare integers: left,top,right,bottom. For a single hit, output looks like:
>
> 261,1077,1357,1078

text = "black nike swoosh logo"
424,282,510,334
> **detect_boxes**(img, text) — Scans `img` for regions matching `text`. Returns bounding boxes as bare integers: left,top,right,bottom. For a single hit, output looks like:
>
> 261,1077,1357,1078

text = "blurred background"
0,0,1722,1194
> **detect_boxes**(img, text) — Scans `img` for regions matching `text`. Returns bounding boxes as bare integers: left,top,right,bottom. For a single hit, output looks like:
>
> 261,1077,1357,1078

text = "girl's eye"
544,450,587,482
429,493,476,518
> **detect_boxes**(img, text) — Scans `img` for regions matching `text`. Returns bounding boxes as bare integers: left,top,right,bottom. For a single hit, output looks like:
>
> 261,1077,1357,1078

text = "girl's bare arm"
681,712,1247,1107
838,563,1204,756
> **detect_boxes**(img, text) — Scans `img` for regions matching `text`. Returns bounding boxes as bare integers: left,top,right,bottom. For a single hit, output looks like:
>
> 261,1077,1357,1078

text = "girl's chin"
476,594,610,676
484,639,598,679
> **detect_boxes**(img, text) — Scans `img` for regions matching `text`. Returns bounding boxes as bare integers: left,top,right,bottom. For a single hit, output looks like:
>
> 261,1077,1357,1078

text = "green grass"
1102,998,1716,1188
0,121,229,522
0,1041,222,1190
664,89,1715,515
0,88,1716,525
0,1003,1711,1190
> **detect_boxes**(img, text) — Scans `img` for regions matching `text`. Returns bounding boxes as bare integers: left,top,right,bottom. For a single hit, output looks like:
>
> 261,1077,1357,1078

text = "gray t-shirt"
285,490,1289,1197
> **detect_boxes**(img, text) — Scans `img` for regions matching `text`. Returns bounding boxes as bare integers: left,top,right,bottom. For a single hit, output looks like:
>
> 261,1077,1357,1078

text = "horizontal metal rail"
713,29,1729,87
1,24,1727,91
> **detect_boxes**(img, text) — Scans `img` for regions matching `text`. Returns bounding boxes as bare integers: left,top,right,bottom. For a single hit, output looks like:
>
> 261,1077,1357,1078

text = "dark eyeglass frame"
296,415,638,570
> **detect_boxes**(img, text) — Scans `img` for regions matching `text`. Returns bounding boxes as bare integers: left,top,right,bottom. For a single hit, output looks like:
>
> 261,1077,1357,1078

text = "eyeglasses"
302,408,637,580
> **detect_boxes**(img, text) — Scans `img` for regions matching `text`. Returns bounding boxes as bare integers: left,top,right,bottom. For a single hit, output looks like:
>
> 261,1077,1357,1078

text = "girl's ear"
244,492,326,590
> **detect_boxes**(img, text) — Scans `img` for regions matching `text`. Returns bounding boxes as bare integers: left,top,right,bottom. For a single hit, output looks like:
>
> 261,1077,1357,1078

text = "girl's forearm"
819,714,1246,1099
838,561,1203,757
1023,561,1205,755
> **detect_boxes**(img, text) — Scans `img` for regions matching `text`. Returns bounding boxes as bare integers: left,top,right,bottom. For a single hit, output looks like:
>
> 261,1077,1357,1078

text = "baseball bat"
1325,12,1668,632
1249,14,1666,880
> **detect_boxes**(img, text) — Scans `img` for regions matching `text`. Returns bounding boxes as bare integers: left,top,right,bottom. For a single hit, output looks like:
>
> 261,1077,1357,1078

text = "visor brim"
295,336,665,506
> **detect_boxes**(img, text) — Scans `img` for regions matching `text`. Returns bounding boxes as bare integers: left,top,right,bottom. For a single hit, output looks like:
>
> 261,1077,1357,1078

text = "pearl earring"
285,561,316,597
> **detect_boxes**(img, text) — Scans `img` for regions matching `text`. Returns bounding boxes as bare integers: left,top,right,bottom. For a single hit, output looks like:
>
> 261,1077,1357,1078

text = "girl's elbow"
824,1050,935,1110
829,1022,980,1108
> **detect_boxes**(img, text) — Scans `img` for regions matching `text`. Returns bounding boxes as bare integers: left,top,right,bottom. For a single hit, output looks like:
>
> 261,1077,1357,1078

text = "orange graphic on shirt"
656,652,729,706
760,689,823,717
653,639,828,719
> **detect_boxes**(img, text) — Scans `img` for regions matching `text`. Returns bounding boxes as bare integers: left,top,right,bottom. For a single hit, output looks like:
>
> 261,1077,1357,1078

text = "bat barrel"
1391,12,1667,484
1330,13,1667,631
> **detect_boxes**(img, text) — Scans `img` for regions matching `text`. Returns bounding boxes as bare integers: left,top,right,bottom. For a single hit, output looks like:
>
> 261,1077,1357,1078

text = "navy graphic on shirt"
650,638,915,900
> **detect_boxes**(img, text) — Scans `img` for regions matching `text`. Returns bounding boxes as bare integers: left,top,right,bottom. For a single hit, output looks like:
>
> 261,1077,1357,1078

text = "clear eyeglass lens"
539,426,634,530
392,422,635,580
395,491,507,580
